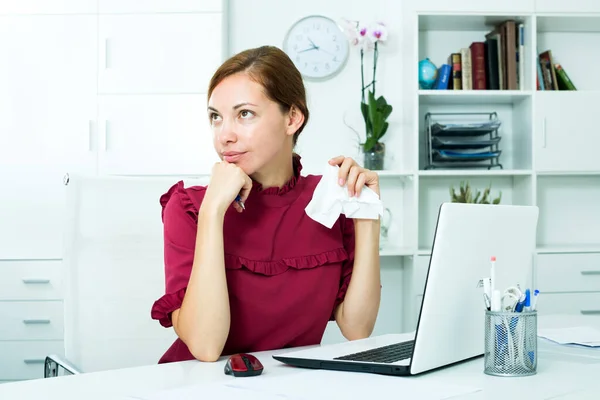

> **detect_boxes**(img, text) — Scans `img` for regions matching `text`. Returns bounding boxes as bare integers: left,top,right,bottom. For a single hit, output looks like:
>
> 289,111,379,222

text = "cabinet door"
0,16,97,259
97,95,219,176
0,0,96,14
535,92,600,172
99,0,222,13
98,14,224,94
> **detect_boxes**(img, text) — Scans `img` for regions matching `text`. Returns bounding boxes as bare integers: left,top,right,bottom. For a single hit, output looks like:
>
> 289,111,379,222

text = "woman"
151,45,381,363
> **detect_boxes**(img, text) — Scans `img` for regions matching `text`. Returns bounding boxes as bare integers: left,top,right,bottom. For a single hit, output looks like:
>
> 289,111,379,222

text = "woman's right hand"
204,161,252,214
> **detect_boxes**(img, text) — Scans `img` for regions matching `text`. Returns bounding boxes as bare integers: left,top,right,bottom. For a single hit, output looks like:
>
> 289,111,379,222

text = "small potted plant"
340,19,393,170
449,181,502,204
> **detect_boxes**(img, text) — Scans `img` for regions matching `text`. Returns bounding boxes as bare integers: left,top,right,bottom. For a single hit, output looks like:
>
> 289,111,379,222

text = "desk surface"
1,315,600,400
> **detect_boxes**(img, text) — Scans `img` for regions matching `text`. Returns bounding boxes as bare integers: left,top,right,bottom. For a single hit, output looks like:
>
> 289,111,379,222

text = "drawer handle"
23,359,45,364
580,310,600,315
22,278,50,284
581,271,600,276
23,319,51,324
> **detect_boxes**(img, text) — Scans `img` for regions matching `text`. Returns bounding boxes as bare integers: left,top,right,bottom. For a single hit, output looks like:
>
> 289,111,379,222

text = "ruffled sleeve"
150,181,202,328
330,215,355,321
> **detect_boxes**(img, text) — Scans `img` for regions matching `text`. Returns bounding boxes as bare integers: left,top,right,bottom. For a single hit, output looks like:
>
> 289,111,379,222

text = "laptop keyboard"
333,340,414,364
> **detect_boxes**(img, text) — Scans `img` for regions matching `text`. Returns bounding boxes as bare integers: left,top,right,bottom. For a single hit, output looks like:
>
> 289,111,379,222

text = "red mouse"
224,353,264,377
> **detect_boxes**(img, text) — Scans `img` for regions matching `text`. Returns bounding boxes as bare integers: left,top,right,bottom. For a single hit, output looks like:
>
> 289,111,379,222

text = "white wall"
229,0,407,343
228,0,406,175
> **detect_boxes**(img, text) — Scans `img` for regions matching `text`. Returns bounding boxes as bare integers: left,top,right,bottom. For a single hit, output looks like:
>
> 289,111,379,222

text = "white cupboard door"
99,0,222,13
97,95,219,176
0,0,96,15
535,92,600,172
0,16,97,259
98,14,225,94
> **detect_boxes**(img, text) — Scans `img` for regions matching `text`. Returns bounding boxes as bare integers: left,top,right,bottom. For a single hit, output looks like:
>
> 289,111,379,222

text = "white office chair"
44,173,210,377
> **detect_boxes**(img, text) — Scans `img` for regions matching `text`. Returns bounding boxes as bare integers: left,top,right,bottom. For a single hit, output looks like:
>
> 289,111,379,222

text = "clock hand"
297,46,317,53
307,37,319,49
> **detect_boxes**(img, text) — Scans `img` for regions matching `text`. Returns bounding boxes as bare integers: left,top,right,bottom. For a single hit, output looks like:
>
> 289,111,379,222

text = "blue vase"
419,58,438,89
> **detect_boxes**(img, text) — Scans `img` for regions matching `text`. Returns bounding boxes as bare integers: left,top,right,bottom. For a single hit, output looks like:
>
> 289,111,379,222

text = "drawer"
536,292,600,317
537,253,600,293
0,341,64,380
0,301,63,341
0,260,62,300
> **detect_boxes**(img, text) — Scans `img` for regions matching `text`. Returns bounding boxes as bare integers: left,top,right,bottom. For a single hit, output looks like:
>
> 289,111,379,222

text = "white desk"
1,315,600,400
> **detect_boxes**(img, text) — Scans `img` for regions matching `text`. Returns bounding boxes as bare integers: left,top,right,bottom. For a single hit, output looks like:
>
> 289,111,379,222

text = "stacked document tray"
424,112,503,169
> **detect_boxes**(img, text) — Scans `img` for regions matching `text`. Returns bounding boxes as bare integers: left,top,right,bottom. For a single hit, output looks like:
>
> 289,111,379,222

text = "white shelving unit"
379,1,600,331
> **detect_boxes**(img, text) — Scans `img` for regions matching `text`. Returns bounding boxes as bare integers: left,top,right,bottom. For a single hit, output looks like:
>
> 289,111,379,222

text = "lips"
222,151,246,163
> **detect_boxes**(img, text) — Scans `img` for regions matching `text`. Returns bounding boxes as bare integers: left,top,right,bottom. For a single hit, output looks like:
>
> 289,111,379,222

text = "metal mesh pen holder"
484,310,537,377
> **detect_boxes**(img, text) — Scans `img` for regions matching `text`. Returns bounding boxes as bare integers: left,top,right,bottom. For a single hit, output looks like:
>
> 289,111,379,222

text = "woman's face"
208,72,296,175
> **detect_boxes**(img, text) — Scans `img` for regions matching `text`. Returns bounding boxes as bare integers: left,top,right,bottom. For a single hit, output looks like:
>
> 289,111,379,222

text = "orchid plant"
340,19,393,154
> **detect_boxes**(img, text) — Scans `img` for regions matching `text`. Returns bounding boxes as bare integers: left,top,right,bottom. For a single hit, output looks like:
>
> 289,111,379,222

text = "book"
470,42,486,90
554,63,576,90
450,53,462,90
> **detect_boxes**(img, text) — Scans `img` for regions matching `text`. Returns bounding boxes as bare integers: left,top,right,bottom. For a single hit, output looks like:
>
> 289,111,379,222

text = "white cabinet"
535,93,600,172
98,0,222,13
98,14,224,94
0,1,96,15
0,15,97,259
535,0,600,13
97,95,218,175
406,0,534,13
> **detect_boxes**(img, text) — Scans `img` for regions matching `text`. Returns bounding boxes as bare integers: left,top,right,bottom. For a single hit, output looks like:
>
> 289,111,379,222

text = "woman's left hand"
328,156,380,198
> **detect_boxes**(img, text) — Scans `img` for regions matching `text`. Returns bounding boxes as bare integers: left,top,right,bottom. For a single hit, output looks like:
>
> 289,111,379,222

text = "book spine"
470,42,486,90
434,64,451,90
450,53,462,90
461,48,472,90
554,63,576,90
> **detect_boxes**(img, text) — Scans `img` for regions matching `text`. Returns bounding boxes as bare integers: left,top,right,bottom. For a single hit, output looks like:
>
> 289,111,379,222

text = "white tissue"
305,164,384,229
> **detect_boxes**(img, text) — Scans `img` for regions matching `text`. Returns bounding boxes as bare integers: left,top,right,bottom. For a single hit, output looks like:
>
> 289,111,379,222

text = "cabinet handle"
23,359,45,364
88,120,94,151
580,310,600,315
541,117,547,148
101,37,109,69
22,278,50,284
581,270,600,275
23,319,51,324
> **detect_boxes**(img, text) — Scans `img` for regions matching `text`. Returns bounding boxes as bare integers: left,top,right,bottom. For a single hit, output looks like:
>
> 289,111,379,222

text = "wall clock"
282,15,349,81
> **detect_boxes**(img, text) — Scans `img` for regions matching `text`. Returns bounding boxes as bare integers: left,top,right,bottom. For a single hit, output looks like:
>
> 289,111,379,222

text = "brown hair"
208,45,309,146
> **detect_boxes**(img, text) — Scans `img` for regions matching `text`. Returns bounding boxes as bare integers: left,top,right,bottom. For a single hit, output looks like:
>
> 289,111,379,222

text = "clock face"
283,15,349,81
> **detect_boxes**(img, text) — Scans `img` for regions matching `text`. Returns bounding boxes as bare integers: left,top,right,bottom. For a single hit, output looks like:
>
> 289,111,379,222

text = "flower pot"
363,142,385,170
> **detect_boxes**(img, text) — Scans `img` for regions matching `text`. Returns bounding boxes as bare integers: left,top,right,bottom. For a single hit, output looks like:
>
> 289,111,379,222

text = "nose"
216,118,238,146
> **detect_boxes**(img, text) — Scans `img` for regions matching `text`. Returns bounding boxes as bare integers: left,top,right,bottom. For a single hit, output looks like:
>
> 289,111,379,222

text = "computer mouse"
224,353,264,377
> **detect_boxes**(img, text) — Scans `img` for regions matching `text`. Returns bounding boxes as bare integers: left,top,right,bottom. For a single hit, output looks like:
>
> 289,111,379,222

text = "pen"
524,288,531,312
235,195,245,210
490,256,496,294
530,289,539,311
483,293,491,311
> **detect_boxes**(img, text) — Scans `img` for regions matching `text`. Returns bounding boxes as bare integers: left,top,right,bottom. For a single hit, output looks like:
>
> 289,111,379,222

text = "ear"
285,105,305,137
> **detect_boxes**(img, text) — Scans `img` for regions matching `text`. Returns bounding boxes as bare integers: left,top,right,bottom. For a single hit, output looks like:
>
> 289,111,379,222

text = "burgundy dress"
150,156,355,363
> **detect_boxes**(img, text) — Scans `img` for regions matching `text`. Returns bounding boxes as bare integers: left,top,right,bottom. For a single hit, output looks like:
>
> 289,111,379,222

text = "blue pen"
235,195,245,210
524,289,531,311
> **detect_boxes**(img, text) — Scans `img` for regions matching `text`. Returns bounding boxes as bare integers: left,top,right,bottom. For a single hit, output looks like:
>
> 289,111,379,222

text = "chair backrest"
62,173,210,372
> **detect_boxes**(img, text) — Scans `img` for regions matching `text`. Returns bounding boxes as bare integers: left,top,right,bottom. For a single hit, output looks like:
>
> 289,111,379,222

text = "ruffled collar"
251,153,302,196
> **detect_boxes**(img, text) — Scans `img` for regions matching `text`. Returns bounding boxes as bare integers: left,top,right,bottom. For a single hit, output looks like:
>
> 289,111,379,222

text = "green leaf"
378,122,389,140
382,104,393,120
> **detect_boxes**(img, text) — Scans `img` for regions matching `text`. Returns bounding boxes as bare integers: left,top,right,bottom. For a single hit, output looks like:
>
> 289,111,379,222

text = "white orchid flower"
368,22,388,43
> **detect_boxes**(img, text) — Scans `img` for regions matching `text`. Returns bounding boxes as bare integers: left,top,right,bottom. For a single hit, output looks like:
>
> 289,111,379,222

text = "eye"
239,109,254,119
209,112,222,124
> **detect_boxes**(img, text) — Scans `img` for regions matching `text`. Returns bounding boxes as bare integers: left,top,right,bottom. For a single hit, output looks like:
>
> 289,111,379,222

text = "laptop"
273,202,539,376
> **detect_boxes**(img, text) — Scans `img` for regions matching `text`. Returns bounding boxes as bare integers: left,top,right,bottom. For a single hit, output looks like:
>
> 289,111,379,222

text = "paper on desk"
305,164,383,229
227,369,481,400
538,326,600,347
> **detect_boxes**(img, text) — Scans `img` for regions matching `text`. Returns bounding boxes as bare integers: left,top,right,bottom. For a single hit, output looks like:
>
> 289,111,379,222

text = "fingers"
355,172,366,197
337,157,355,186
328,155,345,166
346,165,361,197
239,174,253,203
